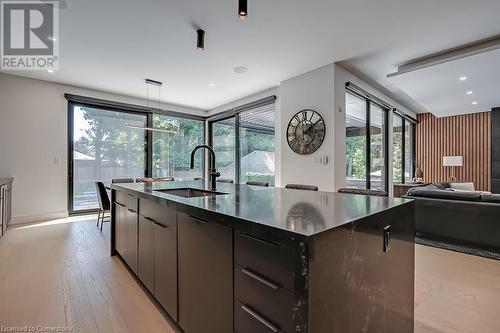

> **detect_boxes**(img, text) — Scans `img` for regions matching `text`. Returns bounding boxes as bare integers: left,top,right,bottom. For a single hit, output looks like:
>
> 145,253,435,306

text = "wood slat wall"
416,112,491,191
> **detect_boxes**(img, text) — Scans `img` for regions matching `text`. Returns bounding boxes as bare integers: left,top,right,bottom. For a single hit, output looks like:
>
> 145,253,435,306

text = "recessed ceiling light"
47,36,56,42
466,91,473,95
472,101,478,105
208,82,215,87
233,66,248,74
459,76,467,81
47,69,54,73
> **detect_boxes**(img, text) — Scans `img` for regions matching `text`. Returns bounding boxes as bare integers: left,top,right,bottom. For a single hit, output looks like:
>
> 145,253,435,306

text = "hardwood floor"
415,244,500,333
0,216,177,333
1,216,499,332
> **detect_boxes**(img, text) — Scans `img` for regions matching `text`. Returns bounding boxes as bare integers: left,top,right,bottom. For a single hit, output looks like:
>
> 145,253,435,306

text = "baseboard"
10,211,69,224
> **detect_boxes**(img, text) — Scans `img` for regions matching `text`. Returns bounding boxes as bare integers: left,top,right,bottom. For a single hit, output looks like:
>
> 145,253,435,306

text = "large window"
152,114,205,180
345,90,388,191
393,112,416,183
209,99,275,185
345,93,367,189
68,97,206,214
70,105,148,212
212,117,236,181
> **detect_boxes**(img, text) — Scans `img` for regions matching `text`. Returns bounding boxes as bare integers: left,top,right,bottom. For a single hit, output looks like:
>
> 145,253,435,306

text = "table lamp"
443,156,463,182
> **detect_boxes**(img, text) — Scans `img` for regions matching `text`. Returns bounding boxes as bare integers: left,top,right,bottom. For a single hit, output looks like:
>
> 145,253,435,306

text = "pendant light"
238,0,248,19
197,29,205,50
125,79,178,134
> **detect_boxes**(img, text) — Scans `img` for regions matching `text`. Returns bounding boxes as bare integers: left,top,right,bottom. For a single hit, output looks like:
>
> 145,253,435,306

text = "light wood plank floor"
0,216,177,333
1,216,499,332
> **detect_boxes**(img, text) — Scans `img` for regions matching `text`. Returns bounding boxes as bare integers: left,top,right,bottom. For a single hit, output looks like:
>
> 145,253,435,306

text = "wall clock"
287,109,325,155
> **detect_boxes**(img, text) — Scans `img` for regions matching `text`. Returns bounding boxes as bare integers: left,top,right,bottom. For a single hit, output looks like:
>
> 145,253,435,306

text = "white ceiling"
387,48,500,117
3,0,500,112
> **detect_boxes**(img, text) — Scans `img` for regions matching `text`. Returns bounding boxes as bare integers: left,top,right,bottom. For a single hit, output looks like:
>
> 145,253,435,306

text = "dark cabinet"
138,215,154,292
114,202,127,259
178,212,233,333
138,198,178,320
153,210,178,321
114,191,138,274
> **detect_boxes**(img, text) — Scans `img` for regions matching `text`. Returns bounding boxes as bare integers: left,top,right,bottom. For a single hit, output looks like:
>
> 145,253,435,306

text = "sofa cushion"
481,194,500,203
407,188,482,201
450,182,475,191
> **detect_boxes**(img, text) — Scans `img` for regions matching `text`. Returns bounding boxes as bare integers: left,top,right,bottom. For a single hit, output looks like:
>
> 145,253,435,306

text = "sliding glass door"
239,104,275,186
69,104,148,213
345,91,389,191
393,112,416,183
209,99,276,185
211,117,236,181
152,114,205,180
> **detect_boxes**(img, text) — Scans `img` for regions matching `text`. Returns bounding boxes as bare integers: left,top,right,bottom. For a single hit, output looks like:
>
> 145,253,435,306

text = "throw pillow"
450,182,475,192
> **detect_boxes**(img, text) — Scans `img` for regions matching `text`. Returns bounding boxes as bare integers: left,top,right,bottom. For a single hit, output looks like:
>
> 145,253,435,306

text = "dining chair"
111,178,135,184
337,188,388,197
285,184,319,191
95,181,111,231
246,181,269,187
216,179,234,183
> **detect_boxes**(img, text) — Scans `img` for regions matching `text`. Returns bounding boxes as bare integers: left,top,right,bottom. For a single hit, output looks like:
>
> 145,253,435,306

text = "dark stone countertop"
112,180,413,238
0,178,13,186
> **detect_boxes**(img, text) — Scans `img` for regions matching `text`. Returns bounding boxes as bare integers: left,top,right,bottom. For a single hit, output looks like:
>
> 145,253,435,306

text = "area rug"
416,236,500,261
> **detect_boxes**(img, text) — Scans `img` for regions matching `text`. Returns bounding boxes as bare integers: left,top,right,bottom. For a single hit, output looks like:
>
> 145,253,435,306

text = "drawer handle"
241,268,279,290
115,202,125,208
241,232,278,247
241,304,279,333
147,218,167,229
189,215,207,224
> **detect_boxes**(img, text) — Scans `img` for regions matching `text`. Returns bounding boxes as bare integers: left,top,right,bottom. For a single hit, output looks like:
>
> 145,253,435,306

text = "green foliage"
74,108,146,178
152,115,204,176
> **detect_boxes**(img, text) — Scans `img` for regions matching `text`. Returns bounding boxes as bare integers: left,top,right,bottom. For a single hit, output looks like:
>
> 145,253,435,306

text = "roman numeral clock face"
287,109,325,155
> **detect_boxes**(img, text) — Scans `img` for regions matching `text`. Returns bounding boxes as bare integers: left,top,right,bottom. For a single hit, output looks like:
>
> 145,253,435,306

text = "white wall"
279,64,336,191
0,73,204,224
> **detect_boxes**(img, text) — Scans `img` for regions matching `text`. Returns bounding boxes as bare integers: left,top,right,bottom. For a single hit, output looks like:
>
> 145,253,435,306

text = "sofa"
404,182,500,251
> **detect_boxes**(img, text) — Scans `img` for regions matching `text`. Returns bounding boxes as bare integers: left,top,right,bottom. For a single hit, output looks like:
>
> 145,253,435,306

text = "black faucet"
190,145,220,191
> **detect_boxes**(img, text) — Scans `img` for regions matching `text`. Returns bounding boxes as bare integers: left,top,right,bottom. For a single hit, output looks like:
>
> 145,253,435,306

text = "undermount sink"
155,188,227,198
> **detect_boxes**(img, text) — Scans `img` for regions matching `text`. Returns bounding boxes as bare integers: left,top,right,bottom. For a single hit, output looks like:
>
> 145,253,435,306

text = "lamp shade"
443,156,463,167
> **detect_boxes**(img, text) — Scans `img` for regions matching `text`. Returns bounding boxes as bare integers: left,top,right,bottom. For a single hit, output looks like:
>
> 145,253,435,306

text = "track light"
238,0,248,19
196,29,205,50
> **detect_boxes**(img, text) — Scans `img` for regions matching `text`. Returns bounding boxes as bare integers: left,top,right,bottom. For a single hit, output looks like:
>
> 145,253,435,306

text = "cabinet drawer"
235,264,294,333
235,299,285,333
139,198,175,227
235,231,294,291
115,191,137,212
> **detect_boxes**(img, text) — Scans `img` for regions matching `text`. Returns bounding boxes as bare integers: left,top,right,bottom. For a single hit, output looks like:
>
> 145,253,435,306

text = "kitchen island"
111,180,415,333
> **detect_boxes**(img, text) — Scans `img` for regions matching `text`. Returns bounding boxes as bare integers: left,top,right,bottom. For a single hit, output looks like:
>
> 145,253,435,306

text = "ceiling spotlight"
459,76,467,81
47,69,54,73
472,101,478,105
466,91,473,95
196,29,205,50
238,0,248,19
234,66,248,74
209,82,216,87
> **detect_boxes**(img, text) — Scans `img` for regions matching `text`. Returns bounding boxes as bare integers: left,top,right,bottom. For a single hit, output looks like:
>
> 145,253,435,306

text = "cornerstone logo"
1,0,58,70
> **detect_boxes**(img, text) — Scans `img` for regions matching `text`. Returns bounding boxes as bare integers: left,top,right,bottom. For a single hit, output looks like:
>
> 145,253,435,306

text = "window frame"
393,111,416,184
207,96,276,185
345,86,390,192
66,94,206,215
